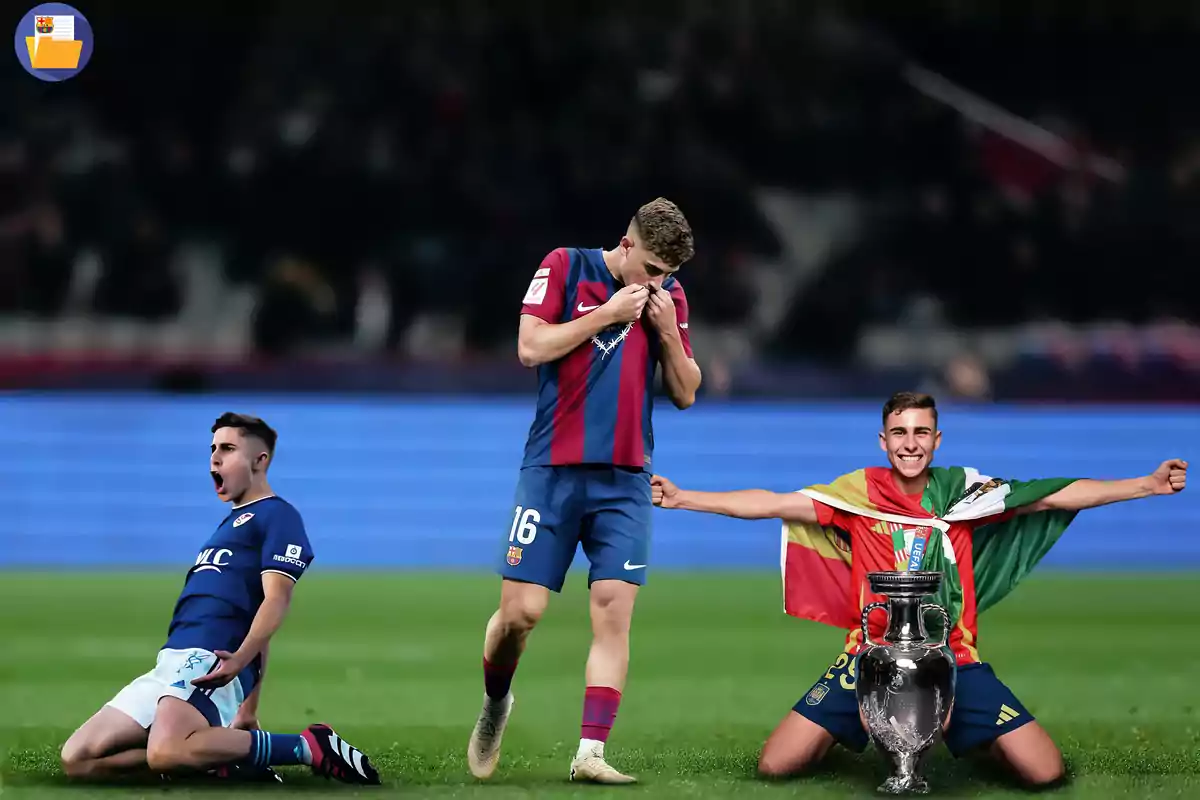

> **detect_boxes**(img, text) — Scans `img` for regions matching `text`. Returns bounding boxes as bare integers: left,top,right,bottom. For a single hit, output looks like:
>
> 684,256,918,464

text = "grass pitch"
1,571,1198,798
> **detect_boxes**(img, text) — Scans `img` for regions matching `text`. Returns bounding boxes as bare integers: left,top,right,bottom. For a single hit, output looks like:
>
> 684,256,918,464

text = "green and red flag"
781,466,1078,640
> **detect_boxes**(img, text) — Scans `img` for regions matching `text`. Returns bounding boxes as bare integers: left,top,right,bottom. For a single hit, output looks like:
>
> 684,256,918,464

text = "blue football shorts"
496,465,652,592
793,651,1034,757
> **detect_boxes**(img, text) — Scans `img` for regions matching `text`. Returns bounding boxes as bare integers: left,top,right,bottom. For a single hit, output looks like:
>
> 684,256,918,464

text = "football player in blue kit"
60,413,380,786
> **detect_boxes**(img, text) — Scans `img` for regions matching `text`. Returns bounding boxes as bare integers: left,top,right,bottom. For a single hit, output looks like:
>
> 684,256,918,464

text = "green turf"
1,571,1197,798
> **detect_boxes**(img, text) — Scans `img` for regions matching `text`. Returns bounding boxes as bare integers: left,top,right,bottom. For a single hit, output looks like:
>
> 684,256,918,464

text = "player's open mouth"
898,455,923,463
211,471,224,490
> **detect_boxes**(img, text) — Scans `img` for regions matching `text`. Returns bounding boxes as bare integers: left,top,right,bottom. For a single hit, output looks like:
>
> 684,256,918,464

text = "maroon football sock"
483,657,518,700
580,686,622,742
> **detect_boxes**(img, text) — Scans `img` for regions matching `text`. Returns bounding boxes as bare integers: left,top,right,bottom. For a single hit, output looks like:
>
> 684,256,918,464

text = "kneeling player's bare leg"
940,663,1063,788
758,711,838,778
147,698,256,773
61,706,151,780
759,653,869,780
991,723,1065,787
470,579,550,779
146,697,379,784
569,579,638,784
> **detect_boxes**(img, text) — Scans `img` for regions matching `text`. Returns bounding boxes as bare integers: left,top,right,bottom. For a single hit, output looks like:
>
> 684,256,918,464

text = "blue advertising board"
3,395,1197,569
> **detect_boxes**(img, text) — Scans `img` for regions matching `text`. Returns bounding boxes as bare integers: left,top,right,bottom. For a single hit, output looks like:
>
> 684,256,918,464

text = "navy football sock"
245,730,310,767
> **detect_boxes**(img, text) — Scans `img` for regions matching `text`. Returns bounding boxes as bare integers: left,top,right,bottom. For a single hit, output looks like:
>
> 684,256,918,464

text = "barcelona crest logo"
36,16,54,34
506,545,523,566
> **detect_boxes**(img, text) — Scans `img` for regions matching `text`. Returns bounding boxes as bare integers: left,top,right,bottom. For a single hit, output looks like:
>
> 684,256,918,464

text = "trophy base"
878,775,930,795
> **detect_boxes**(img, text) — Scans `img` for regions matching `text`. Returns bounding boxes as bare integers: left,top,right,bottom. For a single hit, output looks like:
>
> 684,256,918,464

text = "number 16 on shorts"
507,506,540,565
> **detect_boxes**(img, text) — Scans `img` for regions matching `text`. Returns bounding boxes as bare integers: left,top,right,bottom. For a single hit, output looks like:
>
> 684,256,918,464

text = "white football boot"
569,739,636,784
467,692,513,779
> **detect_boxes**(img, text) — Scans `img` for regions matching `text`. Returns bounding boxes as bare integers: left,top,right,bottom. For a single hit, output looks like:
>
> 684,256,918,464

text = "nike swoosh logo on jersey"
623,561,646,570
578,302,600,312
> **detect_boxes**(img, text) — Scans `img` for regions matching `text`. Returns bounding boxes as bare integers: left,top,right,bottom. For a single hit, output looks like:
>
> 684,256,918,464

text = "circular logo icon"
14,3,93,82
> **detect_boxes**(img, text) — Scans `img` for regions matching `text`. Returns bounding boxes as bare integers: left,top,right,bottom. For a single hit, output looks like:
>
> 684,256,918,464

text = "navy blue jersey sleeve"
260,502,314,583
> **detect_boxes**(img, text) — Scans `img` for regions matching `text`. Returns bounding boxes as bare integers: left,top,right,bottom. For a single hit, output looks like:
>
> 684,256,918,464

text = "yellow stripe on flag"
805,469,876,514
785,470,871,558
785,522,848,559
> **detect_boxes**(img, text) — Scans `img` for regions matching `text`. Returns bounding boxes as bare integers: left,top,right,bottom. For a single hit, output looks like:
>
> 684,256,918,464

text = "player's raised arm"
1019,459,1187,514
651,475,819,523
516,248,649,367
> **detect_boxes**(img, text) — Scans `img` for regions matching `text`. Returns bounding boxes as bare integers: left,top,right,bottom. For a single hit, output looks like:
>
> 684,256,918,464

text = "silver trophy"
855,571,956,795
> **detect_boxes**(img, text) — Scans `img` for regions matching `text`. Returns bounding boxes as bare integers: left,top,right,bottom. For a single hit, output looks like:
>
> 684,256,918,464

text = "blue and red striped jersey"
519,247,693,470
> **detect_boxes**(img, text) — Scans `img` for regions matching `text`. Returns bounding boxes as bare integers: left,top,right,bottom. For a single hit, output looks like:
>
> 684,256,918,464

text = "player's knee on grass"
145,697,212,773
61,732,95,776
947,663,1062,787
145,738,185,774
60,738,100,778
991,724,1065,787
61,707,148,778
757,712,836,779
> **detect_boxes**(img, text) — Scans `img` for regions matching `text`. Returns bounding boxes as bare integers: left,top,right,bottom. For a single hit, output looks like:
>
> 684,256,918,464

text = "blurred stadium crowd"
1,2,1197,396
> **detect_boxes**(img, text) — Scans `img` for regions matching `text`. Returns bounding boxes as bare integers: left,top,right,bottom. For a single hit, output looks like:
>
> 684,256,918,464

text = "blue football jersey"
163,496,313,656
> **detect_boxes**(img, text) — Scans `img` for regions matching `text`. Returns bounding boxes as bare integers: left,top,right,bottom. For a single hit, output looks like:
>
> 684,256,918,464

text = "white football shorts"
106,647,246,729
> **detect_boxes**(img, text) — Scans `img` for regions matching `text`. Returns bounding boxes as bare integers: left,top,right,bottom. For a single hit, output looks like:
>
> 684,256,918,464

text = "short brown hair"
212,412,278,456
632,197,694,268
882,392,938,429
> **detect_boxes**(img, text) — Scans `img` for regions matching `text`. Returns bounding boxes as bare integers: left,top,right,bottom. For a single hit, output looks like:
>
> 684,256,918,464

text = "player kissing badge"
506,545,523,566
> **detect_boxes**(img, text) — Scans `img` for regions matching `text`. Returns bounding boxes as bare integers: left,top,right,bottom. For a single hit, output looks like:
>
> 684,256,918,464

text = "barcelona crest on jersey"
506,546,523,566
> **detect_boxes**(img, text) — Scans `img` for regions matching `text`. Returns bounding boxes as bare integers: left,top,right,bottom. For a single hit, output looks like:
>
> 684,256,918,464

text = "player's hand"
602,284,650,324
232,707,261,731
645,287,678,335
191,649,249,690
651,474,681,508
1148,459,1187,495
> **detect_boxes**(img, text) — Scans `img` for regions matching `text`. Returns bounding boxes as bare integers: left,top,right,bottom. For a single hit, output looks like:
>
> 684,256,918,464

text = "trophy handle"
921,603,952,648
860,601,887,647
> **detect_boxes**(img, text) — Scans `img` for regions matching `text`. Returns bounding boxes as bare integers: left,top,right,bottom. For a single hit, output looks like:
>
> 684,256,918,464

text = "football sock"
483,657,518,700
580,686,622,748
245,730,311,767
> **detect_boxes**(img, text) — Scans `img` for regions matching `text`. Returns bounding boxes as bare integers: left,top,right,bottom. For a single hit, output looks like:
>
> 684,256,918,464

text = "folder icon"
25,37,83,70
